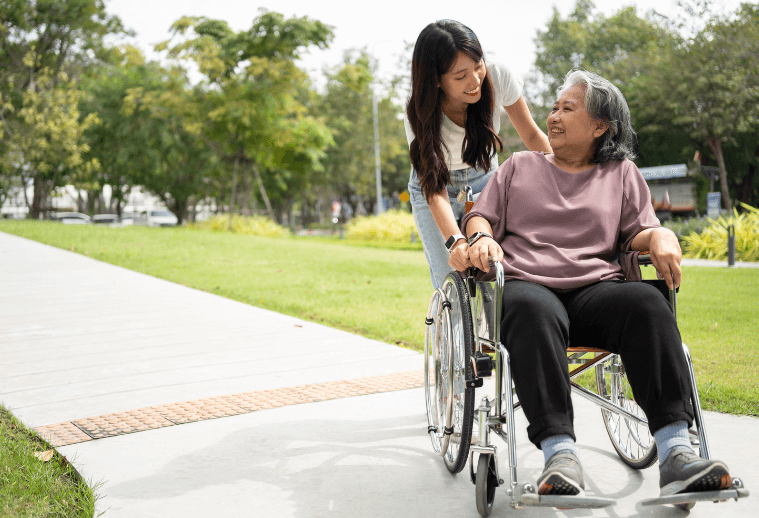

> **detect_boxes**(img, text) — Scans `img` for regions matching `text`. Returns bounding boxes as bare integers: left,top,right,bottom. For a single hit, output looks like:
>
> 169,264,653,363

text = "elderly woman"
460,70,732,498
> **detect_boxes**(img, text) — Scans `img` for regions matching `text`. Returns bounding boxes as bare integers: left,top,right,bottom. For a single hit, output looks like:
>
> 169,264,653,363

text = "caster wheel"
475,454,497,516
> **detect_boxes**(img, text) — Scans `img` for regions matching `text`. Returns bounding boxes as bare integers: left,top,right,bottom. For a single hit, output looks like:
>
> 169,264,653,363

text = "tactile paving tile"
34,370,425,446
34,421,93,447
150,397,247,424
224,388,312,411
73,409,174,439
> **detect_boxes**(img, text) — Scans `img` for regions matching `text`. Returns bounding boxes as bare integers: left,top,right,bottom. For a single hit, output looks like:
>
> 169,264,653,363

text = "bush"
663,216,713,245
188,214,291,237
345,210,419,243
681,203,759,262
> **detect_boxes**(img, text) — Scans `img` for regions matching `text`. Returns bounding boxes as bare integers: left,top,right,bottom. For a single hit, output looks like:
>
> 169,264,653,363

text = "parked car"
145,210,178,227
120,211,143,226
53,212,90,225
91,214,121,227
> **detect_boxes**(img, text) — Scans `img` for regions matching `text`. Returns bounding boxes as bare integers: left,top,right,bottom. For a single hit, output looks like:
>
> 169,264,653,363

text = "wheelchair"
424,254,749,515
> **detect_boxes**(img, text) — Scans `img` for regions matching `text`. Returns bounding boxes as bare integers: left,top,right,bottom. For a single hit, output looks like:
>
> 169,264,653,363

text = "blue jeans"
409,164,498,290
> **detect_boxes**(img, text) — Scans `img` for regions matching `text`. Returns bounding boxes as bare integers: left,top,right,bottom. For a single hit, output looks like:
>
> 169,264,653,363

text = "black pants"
500,280,694,449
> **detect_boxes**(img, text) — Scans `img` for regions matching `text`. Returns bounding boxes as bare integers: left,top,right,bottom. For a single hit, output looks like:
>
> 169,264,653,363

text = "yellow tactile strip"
34,370,424,447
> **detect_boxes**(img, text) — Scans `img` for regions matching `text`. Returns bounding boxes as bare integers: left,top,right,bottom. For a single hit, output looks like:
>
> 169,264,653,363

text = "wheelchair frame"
424,258,726,515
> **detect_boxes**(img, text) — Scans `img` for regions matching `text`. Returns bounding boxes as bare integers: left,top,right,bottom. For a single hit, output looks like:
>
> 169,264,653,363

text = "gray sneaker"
537,452,585,496
659,447,732,497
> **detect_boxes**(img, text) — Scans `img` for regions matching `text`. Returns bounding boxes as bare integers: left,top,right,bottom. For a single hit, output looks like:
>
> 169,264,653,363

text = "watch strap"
468,231,493,247
445,233,466,250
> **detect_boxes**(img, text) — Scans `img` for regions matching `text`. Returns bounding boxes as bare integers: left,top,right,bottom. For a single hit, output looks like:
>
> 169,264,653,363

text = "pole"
372,87,383,215
727,224,735,267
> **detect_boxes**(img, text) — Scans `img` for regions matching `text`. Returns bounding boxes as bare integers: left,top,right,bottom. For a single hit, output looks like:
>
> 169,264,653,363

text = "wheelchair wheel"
475,454,497,516
440,273,476,473
596,357,658,469
424,289,451,456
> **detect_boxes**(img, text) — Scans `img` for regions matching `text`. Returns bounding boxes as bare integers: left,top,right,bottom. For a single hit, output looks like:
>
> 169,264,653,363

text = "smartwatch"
468,231,493,247
445,233,466,251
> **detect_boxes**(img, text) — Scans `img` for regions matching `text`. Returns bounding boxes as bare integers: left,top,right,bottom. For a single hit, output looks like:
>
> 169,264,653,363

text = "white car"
145,210,178,227
120,212,144,226
53,212,91,225
92,214,122,227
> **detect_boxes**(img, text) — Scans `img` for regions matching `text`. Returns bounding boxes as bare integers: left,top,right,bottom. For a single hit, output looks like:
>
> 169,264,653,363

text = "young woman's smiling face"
439,52,487,110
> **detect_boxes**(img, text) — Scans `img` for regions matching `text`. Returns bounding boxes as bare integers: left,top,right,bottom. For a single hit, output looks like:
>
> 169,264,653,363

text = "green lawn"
2,220,757,416
0,405,98,518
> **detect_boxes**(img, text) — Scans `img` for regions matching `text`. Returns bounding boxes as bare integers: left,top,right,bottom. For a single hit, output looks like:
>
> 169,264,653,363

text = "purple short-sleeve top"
460,151,660,290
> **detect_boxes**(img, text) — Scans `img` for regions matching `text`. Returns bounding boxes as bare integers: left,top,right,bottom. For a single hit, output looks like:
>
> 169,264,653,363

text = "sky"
104,0,749,91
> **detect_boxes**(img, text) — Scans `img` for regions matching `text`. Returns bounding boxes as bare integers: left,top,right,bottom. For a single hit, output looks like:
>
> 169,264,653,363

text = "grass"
1,220,757,416
0,405,98,518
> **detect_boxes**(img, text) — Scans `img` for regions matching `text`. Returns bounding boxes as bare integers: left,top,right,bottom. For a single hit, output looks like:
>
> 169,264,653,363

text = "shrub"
345,210,419,243
681,203,759,262
663,216,713,245
188,214,291,237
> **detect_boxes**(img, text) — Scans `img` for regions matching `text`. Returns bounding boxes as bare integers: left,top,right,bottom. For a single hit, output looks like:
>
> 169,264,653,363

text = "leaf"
34,450,54,462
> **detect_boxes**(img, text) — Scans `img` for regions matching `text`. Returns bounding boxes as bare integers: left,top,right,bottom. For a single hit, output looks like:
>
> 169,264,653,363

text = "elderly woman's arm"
464,216,504,273
630,227,682,290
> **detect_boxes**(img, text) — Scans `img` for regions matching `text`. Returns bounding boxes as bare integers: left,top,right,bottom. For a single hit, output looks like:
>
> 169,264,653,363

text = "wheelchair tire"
440,272,476,474
596,358,658,469
475,454,497,517
424,289,451,456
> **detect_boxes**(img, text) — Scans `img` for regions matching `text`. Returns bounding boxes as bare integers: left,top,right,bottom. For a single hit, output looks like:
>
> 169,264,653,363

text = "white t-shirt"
404,61,523,172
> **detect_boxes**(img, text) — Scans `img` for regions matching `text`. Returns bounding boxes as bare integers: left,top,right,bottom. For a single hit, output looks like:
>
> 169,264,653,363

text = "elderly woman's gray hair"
558,70,637,164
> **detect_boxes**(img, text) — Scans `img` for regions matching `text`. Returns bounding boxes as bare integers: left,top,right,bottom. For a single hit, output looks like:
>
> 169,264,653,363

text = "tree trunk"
30,175,45,219
251,164,276,221
740,144,758,206
706,136,733,211
229,152,240,230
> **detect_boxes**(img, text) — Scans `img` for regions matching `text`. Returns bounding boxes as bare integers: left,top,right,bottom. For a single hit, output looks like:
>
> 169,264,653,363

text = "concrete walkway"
1,231,755,517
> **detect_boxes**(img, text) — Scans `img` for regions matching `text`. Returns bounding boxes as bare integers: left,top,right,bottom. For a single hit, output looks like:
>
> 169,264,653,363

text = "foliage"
662,216,713,244
189,214,290,237
318,50,411,218
78,46,170,216
121,67,219,225
345,209,418,243
682,203,759,261
0,73,100,218
642,3,759,211
159,11,334,222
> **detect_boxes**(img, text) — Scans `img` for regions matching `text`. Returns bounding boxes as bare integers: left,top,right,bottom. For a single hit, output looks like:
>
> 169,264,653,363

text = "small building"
638,164,696,220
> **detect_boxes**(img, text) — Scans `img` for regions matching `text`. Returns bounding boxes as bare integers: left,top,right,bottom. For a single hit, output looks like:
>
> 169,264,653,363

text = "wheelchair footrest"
520,493,616,508
639,487,749,507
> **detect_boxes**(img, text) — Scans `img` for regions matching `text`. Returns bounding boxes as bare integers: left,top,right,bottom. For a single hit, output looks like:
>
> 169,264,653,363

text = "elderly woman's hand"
649,228,682,290
448,241,473,272
469,236,504,273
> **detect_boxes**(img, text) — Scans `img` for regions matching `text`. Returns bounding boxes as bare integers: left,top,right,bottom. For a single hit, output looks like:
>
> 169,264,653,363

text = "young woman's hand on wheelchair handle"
448,240,473,272
469,236,504,273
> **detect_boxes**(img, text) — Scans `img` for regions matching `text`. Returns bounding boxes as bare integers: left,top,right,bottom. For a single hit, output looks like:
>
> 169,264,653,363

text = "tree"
158,10,334,222
79,46,169,217
0,0,127,217
655,3,759,210
121,69,219,225
0,72,99,218
319,49,410,216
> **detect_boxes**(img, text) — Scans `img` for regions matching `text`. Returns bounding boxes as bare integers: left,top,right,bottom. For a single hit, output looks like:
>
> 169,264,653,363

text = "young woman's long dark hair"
407,20,503,201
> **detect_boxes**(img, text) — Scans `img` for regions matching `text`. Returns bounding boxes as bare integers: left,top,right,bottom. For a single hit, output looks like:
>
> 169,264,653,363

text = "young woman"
406,20,552,289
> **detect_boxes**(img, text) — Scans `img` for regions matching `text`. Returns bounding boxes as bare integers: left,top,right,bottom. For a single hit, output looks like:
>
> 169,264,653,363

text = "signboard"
638,164,688,181
707,192,721,219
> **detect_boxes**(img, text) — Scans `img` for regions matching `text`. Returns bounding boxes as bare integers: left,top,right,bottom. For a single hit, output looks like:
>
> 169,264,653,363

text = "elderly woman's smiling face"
547,84,609,163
